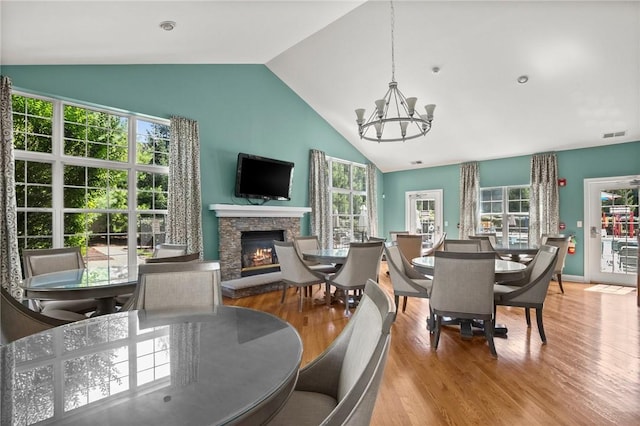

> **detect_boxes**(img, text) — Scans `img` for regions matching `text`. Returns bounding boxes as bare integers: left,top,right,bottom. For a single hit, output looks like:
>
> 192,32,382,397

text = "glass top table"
302,248,350,265
0,306,302,425
412,256,527,282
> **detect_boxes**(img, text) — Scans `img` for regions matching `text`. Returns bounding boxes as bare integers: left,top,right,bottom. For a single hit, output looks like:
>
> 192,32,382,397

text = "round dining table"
0,306,302,426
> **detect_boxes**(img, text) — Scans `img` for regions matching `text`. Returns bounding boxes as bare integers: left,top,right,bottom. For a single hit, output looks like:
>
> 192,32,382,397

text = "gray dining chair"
389,230,409,242
125,261,221,311
395,234,423,264
493,245,558,343
540,235,570,293
152,243,187,258
423,232,447,256
430,251,498,357
292,235,338,275
267,279,395,426
274,240,326,311
384,244,432,317
469,234,502,259
443,239,481,252
22,247,98,314
324,241,385,316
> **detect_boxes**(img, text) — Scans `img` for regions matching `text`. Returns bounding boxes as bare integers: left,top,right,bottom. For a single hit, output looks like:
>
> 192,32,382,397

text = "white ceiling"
2,1,639,172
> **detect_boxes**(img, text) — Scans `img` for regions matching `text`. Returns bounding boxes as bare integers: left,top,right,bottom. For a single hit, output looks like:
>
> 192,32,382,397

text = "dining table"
0,306,302,426
20,267,139,316
301,248,350,265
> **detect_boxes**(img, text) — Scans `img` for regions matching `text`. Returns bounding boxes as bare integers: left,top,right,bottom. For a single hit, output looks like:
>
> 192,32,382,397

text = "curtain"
168,116,203,257
309,149,331,248
0,76,22,295
459,162,479,239
529,153,559,246
366,163,378,239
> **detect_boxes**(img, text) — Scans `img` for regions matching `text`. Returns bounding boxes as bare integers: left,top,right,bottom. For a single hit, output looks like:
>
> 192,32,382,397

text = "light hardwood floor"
224,262,640,425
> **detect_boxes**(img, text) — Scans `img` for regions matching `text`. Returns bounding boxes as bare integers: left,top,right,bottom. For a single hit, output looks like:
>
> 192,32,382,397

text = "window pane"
136,120,171,166
332,193,350,215
332,162,350,190
353,165,366,191
63,105,128,162
12,94,54,154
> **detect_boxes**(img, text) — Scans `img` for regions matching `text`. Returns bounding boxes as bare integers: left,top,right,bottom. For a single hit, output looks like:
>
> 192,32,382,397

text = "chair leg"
402,296,408,313
298,287,304,312
557,274,565,294
525,308,531,327
280,283,288,304
325,283,332,306
485,318,498,358
343,290,350,316
427,306,435,332
433,315,442,349
536,308,547,344
394,295,400,315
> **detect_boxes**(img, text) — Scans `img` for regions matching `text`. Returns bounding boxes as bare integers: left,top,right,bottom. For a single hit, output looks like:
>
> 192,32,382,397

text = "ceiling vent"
603,130,626,139
410,160,423,165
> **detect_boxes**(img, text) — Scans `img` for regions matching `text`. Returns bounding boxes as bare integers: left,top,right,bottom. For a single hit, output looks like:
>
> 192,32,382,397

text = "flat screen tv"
234,153,294,201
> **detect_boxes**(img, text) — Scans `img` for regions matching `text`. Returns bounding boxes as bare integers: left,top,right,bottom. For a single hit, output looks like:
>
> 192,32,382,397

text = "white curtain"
529,153,559,246
309,149,331,248
366,163,379,238
0,76,22,296
168,116,203,257
459,162,479,239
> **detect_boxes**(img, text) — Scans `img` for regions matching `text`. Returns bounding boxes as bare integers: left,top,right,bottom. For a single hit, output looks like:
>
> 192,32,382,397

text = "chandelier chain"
390,1,395,82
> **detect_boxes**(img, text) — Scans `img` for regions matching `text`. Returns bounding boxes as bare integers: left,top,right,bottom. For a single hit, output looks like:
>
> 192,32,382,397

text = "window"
12,92,169,274
479,186,530,244
327,157,367,248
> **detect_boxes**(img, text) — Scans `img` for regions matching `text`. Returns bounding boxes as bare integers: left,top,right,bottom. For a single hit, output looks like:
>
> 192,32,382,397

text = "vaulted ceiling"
3,1,639,172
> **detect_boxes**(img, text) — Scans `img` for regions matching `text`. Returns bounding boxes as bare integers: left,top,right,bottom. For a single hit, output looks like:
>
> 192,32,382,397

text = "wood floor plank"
224,262,640,425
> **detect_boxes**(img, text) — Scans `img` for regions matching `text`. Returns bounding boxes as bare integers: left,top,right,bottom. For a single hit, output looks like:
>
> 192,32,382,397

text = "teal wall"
383,141,640,277
1,64,371,259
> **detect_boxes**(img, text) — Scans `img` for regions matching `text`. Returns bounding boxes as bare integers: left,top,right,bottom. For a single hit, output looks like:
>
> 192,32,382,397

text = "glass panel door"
405,190,443,249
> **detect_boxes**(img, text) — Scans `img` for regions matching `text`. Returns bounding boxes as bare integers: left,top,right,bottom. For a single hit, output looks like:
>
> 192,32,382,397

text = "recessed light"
159,21,176,31
432,67,440,74
517,75,529,84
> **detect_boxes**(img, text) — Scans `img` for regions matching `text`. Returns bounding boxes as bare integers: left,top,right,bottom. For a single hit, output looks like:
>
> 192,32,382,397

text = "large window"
328,157,367,248
12,93,169,274
479,186,530,244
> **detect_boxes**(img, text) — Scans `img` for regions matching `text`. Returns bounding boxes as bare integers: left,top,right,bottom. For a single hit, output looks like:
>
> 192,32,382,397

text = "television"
234,153,294,201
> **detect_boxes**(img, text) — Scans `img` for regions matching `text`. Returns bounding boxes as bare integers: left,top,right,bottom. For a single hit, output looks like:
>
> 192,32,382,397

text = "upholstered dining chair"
152,243,187,258
274,240,326,311
267,279,395,426
395,234,423,265
469,234,502,259
389,230,409,242
324,241,385,316
292,235,338,274
493,245,558,343
430,251,498,357
422,232,447,256
443,239,481,252
384,244,432,316
125,261,221,311
540,235,570,293
1,286,85,344
22,247,97,314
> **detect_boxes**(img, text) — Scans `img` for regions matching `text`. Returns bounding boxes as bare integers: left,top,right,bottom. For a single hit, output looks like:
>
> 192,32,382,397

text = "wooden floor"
224,262,640,425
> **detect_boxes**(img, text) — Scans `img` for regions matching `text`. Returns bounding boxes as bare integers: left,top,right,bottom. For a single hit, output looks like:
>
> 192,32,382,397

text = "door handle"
590,226,599,238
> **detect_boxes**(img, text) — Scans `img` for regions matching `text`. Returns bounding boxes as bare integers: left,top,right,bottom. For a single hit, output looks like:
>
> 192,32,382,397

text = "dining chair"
125,261,221,311
443,239,481,252
21,247,98,314
389,230,409,242
422,231,447,257
384,244,432,317
539,235,570,293
469,234,502,259
395,234,423,264
493,245,558,343
267,279,395,426
367,236,387,243
430,251,498,357
273,240,326,311
324,241,385,316
1,286,85,344
152,243,187,258
292,235,338,274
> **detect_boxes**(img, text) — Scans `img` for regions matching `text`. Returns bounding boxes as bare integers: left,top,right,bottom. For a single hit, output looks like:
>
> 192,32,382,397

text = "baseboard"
563,274,586,283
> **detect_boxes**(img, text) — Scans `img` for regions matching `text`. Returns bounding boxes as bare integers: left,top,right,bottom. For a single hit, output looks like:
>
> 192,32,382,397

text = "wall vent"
603,130,626,138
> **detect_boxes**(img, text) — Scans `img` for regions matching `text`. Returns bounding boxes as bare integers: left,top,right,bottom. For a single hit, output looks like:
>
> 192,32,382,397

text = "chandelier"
355,1,436,142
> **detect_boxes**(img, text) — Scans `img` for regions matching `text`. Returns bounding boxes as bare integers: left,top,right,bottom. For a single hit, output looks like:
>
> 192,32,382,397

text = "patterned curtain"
459,162,479,239
309,149,331,248
0,76,22,295
529,153,559,246
366,163,378,238
168,116,203,257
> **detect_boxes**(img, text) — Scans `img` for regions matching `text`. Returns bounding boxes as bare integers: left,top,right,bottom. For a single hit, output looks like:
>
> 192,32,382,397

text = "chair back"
145,252,200,263
444,239,481,252
395,234,423,263
1,287,75,343
367,236,387,243
384,245,429,295
292,235,321,266
330,241,384,288
469,234,497,252
130,261,221,311
152,243,187,258
389,230,409,242
22,247,84,278
498,245,558,304
273,241,323,285
540,235,570,274
540,234,566,245
430,251,496,319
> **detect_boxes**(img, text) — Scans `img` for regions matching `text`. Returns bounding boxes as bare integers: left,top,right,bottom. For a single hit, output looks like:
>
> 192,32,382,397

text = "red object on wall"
568,236,576,255
558,178,567,187
559,222,566,230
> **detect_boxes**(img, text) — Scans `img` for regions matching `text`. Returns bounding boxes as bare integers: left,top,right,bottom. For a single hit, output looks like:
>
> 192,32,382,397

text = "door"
405,190,443,248
585,176,639,286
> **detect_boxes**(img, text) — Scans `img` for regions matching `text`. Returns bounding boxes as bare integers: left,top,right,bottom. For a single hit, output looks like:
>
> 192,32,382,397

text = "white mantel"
209,204,311,218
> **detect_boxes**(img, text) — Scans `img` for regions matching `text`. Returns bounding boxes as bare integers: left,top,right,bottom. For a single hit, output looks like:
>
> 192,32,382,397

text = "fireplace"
240,230,284,276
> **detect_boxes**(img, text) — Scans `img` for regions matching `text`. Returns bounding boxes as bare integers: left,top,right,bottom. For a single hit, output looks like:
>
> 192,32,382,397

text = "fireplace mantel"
209,204,311,218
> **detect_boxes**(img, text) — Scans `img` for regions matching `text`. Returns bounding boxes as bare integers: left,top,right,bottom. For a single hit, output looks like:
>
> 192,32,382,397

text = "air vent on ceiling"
603,130,626,139
410,160,423,165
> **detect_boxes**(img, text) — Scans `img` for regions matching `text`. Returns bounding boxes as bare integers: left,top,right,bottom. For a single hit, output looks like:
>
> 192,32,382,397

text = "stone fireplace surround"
209,205,311,282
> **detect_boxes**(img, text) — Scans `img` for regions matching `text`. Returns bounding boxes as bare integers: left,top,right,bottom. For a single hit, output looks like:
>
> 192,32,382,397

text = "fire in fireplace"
240,230,285,276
